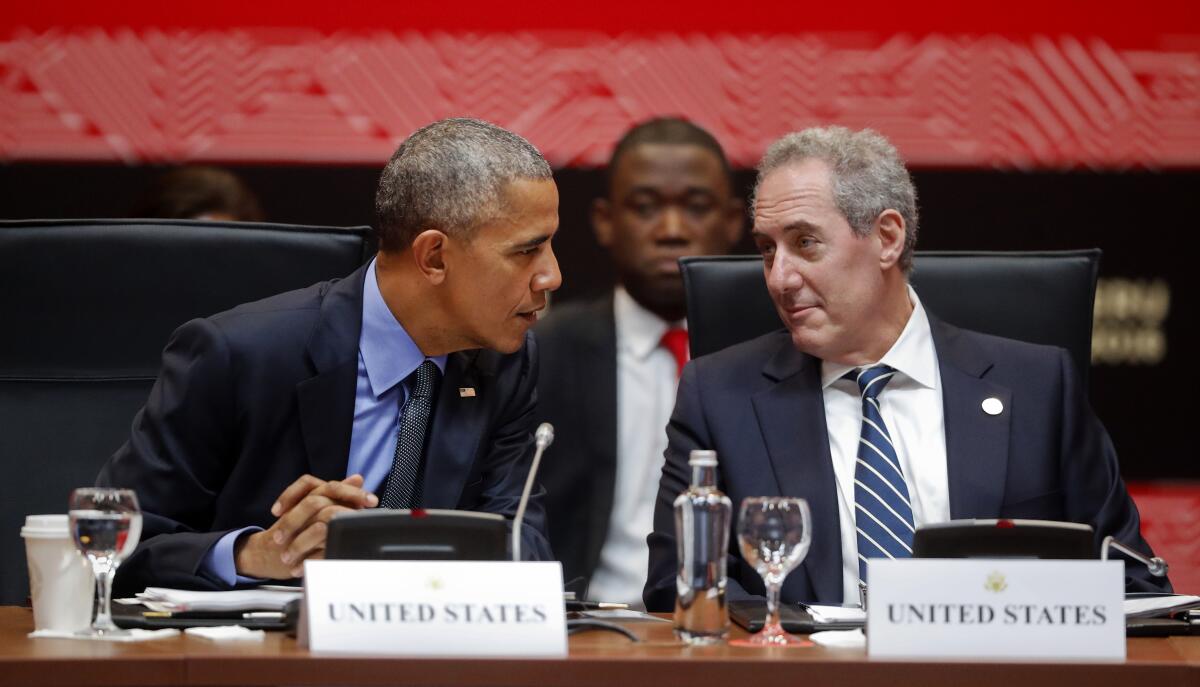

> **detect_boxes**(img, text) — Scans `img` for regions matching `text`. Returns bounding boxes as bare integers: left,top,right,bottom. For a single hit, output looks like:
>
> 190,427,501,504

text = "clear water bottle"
673,449,732,644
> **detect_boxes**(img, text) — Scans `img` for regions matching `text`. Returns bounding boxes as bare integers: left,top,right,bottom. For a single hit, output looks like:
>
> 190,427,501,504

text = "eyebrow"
627,186,719,198
509,234,553,251
752,220,821,238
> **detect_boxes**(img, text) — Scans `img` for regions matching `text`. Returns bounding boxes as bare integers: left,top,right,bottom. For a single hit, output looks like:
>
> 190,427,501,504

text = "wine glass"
731,496,812,647
68,488,142,636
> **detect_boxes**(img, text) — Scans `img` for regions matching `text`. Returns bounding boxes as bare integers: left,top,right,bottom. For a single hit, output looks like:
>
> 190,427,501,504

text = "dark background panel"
1,163,1193,479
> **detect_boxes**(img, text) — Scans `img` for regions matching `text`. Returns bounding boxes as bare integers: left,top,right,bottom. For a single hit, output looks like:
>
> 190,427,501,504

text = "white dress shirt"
821,286,950,603
587,286,682,606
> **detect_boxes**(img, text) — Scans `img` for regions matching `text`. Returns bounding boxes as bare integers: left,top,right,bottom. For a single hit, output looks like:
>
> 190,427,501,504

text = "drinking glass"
68,488,142,636
731,496,812,647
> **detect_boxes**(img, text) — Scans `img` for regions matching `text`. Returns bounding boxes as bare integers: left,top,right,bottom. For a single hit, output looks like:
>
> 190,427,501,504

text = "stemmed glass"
731,496,812,647
68,488,142,636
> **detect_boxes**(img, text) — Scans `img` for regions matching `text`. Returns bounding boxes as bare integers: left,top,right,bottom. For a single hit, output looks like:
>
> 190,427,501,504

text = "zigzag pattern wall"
2,29,1198,168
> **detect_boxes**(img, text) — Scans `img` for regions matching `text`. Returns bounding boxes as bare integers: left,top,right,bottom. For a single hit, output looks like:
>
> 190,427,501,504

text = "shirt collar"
360,257,447,399
820,284,939,390
613,286,685,360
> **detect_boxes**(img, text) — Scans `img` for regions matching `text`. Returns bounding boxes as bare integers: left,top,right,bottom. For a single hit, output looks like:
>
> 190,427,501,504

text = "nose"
654,206,689,243
765,252,802,296
533,244,562,293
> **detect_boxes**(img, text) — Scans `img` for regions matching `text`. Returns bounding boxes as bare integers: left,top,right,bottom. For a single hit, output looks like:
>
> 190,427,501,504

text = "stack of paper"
1123,594,1200,619
136,587,302,613
806,604,867,626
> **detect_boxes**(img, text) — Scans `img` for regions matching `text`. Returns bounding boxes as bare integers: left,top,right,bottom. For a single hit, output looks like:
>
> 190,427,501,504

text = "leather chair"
0,219,373,604
680,250,1101,383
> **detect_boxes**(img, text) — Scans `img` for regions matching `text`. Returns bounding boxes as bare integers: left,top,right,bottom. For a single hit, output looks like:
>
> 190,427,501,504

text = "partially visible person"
644,125,1170,611
135,166,264,222
100,118,560,595
536,117,744,606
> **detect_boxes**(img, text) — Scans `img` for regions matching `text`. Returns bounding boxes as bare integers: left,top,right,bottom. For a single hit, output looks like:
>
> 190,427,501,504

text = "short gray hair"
375,118,552,251
753,126,919,273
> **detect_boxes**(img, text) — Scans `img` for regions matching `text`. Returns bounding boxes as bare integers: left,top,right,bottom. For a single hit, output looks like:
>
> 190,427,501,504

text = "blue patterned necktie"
379,360,440,509
848,364,915,582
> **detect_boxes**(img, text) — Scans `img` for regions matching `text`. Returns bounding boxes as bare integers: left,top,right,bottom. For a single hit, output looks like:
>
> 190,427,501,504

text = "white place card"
867,559,1124,660
303,560,567,657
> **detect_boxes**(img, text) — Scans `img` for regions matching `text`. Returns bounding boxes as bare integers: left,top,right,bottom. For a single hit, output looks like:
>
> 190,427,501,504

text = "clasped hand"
234,474,378,579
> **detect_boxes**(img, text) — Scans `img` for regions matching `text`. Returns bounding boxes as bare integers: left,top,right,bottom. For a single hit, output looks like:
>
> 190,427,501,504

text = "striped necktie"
848,364,915,582
379,360,440,510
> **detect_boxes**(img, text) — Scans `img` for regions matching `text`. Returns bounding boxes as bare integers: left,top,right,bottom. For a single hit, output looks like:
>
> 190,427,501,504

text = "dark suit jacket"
100,265,552,596
644,318,1170,611
533,295,617,591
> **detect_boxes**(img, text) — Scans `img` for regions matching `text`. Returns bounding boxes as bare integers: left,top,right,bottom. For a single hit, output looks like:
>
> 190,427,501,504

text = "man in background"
100,118,560,594
135,166,265,222
536,118,744,605
644,126,1169,610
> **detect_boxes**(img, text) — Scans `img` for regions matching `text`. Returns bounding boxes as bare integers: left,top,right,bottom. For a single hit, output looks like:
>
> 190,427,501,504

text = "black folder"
729,600,863,634
112,600,291,631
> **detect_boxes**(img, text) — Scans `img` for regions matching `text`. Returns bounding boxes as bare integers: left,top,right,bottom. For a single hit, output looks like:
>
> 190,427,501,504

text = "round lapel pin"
981,397,1004,415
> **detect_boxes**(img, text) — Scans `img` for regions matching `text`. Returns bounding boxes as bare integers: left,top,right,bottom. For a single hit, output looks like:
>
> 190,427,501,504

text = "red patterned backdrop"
3,1,1198,590
3,1,1199,168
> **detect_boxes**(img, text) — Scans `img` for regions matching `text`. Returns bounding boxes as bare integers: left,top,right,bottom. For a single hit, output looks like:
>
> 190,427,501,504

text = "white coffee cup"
21,514,95,632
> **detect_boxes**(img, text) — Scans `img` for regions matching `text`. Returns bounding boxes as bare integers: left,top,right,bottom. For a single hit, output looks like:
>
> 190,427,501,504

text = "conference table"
2,606,1198,687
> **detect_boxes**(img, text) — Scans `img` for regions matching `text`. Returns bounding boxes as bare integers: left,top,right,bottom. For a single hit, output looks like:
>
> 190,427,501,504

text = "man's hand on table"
234,474,378,579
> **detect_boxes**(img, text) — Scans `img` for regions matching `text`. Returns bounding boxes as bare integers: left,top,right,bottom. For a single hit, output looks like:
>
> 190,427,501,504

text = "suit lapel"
297,266,368,481
751,337,843,604
421,350,489,508
930,318,1012,519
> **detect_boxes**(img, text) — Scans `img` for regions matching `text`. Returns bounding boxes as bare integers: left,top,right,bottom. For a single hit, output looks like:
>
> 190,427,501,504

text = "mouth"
782,304,818,320
516,307,543,324
650,257,685,276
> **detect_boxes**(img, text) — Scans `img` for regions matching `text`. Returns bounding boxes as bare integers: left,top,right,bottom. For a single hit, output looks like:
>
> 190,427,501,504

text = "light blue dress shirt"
200,258,447,585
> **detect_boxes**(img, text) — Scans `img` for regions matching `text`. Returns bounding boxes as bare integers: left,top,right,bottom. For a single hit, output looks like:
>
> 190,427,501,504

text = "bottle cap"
688,450,718,467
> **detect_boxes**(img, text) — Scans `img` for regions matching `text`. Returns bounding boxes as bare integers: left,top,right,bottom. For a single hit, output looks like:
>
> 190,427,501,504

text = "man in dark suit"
644,126,1170,611
100,118,561,595
536,118,743,605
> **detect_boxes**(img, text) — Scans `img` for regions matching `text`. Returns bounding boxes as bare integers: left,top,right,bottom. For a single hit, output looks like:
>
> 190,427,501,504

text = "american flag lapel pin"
458,387,476,398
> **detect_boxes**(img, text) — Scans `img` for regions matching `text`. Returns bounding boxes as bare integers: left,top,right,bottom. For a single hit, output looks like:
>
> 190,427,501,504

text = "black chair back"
0,219,372,604
681,250,1101,382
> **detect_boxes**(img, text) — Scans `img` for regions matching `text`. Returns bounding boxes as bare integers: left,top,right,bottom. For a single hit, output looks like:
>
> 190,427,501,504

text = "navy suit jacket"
644,318,1170,611
100,265,551,596
534,295,618,590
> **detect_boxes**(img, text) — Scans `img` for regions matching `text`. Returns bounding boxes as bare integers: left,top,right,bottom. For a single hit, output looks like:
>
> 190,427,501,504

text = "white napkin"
808,628,866,648
184,625,265,642
28,628,180,642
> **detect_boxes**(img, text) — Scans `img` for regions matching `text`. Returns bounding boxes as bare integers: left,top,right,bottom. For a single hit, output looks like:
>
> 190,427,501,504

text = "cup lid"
21,514,70,538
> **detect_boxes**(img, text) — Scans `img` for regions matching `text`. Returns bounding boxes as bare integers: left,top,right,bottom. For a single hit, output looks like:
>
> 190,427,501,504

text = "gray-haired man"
644,126,1169,611
100,118,562,594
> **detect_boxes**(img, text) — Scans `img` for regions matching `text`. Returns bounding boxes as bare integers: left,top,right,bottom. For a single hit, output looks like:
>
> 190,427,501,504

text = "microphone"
512,422,554,562
535,422,555,448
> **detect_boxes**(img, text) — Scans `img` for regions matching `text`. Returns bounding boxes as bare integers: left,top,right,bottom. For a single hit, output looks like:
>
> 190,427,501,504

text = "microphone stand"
512,423,554,562
1100,536,1169,577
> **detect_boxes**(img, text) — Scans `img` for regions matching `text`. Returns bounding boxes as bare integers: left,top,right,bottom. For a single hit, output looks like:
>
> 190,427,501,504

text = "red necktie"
660,328,689,378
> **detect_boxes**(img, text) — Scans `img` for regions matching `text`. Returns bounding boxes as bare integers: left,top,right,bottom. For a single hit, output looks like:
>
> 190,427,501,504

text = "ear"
410,229,449,285
723,197,747,248
591,198,614,248
875,209,906,270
